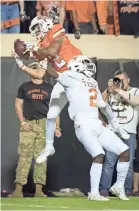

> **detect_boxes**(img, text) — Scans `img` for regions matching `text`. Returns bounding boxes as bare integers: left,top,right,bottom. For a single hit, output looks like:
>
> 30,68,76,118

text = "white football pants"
75,119,129,158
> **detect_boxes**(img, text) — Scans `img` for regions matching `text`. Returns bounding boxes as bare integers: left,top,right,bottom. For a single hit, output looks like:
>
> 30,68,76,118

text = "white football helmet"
29,16,53,41
67,56,96,78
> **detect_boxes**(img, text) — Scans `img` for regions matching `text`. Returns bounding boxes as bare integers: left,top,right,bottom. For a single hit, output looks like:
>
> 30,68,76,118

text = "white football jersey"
56,71,105,121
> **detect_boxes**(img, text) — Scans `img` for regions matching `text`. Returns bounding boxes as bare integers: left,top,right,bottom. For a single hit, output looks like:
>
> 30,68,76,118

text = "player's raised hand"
38,58,48,71
108,79,114,93
11,51,25,70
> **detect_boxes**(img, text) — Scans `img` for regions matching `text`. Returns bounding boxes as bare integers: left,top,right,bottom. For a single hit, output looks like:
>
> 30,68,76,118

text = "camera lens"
113,77,121,85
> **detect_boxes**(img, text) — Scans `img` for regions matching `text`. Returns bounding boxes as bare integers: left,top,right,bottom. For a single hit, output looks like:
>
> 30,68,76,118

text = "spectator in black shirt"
9,62,61,198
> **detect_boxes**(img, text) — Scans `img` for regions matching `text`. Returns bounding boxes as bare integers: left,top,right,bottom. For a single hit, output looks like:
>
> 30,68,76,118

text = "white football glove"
11,51,26,70
107,119,130,140
38,59,48,71
23,42,39,55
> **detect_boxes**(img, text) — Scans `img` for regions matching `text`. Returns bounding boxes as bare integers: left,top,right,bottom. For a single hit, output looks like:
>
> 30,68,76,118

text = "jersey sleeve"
56,72,71,88
51,24,65,41
40,24,65,48
97,89,107,108
17,83,25,99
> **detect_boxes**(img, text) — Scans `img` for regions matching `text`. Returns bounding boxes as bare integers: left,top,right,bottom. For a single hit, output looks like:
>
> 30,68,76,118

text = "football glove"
38,59,48,71
23,42,39,55
107,119,130,140
11,51,26,70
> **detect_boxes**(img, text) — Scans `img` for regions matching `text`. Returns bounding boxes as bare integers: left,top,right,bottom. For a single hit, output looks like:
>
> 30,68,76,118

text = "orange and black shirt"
17,81,53,120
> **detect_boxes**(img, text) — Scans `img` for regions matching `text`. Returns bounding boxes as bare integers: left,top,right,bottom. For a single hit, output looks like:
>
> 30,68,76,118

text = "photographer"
100,70,139,197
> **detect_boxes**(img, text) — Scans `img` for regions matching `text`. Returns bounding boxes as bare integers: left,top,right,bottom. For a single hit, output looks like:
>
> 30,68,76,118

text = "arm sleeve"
56,72,71,88
17,84,25,99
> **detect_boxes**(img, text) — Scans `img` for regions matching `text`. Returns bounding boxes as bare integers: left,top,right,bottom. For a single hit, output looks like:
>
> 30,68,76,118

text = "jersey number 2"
53,55,66,68
89,88,97,107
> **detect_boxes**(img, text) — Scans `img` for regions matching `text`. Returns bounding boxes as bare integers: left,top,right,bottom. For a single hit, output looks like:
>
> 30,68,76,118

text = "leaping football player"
17,15,83,162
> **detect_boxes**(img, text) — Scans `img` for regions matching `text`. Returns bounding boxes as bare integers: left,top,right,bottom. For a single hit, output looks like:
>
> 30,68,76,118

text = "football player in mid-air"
17,15,83,162
12,54,130,201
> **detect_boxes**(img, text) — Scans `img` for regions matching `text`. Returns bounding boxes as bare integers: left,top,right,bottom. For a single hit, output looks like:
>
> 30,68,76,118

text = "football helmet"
67,56,96,78
29,16,53,40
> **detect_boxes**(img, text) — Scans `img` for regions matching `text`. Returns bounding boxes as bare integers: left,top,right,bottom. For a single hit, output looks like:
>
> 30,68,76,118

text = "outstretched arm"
114,89,139,107
97,89,115,122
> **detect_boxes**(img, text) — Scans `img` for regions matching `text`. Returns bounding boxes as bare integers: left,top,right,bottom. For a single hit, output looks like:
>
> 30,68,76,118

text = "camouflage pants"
15,118,47,185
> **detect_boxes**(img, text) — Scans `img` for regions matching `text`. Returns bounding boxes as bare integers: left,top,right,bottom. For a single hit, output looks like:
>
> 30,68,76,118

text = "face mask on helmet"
29,23,43,41
68,56,96,78
83,59,96,77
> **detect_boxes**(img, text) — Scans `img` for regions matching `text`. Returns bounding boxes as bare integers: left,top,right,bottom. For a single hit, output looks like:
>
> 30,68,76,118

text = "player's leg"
75,122,109,201
98,126,130,200
36,82,67,164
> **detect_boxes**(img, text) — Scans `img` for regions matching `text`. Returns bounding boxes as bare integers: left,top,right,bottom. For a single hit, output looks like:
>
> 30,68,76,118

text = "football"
14,39,30,59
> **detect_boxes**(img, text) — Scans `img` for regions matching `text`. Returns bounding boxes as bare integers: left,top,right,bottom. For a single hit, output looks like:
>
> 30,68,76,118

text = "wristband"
56,128,61,131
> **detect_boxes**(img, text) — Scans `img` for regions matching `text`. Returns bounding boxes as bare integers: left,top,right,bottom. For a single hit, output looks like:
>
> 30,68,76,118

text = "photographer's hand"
102,79,114,102
113,88,122,94
108,79,114,93
113,89,139,107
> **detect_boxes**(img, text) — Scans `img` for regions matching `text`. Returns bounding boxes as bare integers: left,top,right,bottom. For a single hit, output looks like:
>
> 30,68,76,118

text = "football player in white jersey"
12,54,130,201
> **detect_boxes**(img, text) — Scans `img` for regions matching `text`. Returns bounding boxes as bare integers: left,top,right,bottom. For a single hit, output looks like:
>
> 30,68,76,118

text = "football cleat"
88,192,109,201
110,184,129,200
36,146,55,164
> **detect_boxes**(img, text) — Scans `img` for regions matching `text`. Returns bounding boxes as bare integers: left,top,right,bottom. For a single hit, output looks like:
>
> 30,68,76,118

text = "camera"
113,77,124,89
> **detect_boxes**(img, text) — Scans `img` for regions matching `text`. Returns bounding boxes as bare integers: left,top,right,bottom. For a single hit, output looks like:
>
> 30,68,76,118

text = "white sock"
90,162,103,195
45,118,56,148
115,161,129,189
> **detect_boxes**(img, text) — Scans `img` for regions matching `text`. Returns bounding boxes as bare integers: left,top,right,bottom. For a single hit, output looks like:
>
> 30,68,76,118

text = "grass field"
1,197,139,210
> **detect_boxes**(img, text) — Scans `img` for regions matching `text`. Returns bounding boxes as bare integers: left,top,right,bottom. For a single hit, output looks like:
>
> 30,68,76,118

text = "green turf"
1,197,139,210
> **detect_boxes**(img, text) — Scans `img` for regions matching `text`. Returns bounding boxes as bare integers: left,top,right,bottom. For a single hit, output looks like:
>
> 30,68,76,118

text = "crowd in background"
1,0,139,38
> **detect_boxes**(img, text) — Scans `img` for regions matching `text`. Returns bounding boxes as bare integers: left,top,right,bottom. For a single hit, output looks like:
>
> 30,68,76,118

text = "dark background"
1,58,139,195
